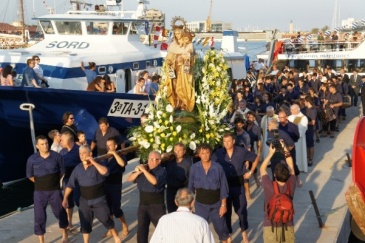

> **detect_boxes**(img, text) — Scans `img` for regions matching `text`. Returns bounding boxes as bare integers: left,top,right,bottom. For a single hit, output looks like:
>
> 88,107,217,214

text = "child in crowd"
48,129,62,152
76,131,87,146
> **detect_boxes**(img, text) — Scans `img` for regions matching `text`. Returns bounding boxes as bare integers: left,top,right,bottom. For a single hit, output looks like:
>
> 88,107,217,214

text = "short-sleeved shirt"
234,130,251,149
21,67,37,87
67,163,109,205
326,91,343,115
102,155,127,184
93,126,121,155
59,144,81,178
262,174,296,226
26,151,65,178
161,156,192,189
188,161,229,207
211,146,257,179
136,165,167,193
84,69,97,84
305,107,317,130
279,122,300,143
246,123,262,151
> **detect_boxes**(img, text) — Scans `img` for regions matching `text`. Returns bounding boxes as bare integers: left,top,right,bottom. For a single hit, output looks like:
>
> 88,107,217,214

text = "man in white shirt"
150,188,215,243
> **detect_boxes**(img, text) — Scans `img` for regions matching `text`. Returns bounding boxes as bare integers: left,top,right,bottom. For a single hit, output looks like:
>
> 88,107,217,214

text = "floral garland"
129,50,232,161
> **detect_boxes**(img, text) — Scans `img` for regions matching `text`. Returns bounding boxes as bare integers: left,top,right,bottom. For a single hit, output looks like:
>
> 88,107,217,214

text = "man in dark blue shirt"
91,117,123,156
60,131,81,229
103,137,129,237
62,145,121,243
189,144,232,243
21,58,41,87
26,135,68,243
161,142,192,213
211,134,258,243
128,151,167,243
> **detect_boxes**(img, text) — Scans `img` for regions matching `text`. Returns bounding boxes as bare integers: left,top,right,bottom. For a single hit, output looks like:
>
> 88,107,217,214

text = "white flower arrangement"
129,49,232,161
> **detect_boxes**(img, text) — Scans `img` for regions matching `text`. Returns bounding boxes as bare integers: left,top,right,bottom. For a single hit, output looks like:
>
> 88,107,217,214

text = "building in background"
144,9,165,28
186,21,231,32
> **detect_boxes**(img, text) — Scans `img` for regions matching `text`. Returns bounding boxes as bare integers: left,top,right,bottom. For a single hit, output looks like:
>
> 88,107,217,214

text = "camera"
266,129,283,153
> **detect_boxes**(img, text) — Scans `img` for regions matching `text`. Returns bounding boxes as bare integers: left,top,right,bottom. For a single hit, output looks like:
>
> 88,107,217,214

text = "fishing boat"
0,1,247,183
260,34,365,75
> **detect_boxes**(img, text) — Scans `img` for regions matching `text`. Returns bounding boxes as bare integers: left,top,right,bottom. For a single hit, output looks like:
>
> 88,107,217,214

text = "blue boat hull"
0,87,148,182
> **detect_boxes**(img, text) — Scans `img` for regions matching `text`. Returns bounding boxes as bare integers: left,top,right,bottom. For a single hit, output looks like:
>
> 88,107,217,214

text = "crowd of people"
24,61,365,243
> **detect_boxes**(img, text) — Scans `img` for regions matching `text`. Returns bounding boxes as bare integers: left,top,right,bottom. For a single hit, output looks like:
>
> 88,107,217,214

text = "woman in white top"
128,77,147,95
0,65,14,86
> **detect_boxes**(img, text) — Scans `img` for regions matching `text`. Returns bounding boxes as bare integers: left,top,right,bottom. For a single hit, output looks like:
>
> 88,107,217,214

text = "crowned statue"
165,17,196,112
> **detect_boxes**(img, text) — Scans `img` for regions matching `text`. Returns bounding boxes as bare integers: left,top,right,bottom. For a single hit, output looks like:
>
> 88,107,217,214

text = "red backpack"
266,181,294,242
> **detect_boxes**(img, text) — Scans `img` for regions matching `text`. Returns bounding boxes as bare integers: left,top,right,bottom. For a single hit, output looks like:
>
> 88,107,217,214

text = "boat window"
146,61,150,68
153,60,157,67
86,21,108,35
347,59,365,72
112,22,128,35
132,22,147,35
40,21,55,34
55,21,82,35
98,66,106,74
133,62,139,69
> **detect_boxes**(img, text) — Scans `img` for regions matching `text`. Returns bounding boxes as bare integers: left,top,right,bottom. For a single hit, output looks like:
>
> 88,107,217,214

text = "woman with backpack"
260,141,296,243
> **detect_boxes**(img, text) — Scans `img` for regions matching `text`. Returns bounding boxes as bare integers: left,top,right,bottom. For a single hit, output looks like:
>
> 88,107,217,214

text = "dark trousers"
323,119,337,132
226,186,248,233
350,88,358,106
105,183,124,218
166,188,179,213
362,97,365,116
137,204,166,243
195,202,230,241
78,197,115,233
33,190,68,235
62,177,80,208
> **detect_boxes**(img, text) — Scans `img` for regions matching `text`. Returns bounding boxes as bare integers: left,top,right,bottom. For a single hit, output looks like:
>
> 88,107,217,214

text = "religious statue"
165,17,195,112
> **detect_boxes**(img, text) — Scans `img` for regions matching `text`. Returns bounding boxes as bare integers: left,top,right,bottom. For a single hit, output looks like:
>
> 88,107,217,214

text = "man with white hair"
288,104,308,173
150,188,215,243
260,106,278,161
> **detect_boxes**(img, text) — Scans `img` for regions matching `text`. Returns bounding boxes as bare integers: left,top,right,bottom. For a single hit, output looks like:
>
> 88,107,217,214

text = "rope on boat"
20,103,36,153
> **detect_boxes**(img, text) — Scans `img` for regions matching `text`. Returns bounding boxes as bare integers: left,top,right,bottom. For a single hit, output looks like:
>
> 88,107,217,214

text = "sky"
1,0,364,31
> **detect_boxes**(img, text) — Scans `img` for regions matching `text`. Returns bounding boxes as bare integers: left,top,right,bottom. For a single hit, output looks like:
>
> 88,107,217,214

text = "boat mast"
19,0,26,43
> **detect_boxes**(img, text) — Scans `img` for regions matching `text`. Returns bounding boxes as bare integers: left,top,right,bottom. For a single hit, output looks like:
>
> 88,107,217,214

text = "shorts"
263,225,294,243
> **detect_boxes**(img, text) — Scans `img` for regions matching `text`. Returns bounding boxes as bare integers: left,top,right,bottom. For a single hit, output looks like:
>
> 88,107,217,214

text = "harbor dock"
0,107,360,243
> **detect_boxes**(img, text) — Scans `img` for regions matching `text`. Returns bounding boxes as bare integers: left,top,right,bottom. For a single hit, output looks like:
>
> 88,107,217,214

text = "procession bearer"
62,145,121,243
188,144,232,243
26,135,68,243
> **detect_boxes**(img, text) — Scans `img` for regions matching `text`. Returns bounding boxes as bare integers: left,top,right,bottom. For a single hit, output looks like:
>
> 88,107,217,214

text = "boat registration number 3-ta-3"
108,99,150,118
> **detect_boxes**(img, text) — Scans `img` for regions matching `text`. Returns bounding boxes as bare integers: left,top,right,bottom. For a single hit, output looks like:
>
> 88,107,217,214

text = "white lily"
144,125,154,133
176,125,182,133
166,145,173,153
189,141,196,151
166,104,174,113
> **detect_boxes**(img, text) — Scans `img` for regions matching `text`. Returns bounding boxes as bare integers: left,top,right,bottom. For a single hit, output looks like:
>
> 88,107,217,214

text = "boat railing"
282,40,364,54
67,10,137,18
